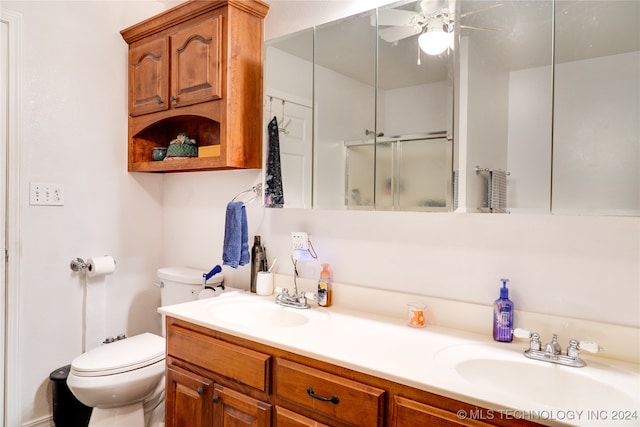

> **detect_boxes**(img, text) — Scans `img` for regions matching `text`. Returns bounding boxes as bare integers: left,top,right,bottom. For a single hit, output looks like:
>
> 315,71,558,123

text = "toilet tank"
157,267,223,306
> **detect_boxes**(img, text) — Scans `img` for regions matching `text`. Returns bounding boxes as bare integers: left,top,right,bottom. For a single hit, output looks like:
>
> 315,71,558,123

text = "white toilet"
67,267,225,427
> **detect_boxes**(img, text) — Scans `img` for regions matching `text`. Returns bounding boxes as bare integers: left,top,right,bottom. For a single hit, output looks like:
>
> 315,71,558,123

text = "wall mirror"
457,0,554,214
264,0,639,216
263,28,314,209
264,1,454,212
551,0,639,216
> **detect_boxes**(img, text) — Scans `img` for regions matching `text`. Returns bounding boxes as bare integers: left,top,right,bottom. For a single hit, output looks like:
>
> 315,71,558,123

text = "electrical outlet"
291,232,309,251
29,182,65,206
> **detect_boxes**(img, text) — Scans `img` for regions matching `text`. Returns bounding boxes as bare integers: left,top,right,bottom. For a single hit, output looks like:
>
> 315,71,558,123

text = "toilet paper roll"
87,256,116,277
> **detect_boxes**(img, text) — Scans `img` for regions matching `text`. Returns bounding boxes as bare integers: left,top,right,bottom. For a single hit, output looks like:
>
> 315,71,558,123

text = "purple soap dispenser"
493,278,514,342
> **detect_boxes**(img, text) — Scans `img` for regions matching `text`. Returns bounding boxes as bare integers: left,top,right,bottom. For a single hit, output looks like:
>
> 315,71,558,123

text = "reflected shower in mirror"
264,1,454,212
373,0,454,211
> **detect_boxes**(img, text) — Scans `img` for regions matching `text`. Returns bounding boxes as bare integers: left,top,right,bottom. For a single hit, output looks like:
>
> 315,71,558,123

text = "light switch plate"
291,232,309,250
29,182,65,206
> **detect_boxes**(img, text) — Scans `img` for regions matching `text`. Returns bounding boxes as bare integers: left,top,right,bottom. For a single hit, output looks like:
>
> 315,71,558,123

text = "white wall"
5,1,167,424
383,81,448,136
507,65,552,214
463,35,510,211
553,51,640,215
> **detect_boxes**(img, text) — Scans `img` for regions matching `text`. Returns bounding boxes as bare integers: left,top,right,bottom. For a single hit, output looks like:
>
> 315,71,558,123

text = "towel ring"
232,183,262,203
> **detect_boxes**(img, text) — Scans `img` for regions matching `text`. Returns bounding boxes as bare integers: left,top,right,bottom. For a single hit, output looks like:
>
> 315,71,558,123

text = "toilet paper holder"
70,258,90,272
70,257,116,273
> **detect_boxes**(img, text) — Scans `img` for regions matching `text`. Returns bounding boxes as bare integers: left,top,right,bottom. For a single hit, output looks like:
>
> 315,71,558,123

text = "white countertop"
159,291,640,427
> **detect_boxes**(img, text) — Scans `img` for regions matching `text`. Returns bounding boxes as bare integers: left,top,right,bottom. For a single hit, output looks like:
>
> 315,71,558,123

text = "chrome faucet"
514,328,602,367
274,287,314,309
545,334,562,355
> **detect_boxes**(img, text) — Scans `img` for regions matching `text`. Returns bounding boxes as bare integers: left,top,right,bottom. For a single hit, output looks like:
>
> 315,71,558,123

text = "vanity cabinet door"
128,37,169,117
212,383,271,427
170,16,223,109
166,366,214,427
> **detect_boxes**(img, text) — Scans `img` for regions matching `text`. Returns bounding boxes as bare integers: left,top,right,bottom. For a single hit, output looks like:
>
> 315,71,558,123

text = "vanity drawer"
275,358,384,427
168,324,270,391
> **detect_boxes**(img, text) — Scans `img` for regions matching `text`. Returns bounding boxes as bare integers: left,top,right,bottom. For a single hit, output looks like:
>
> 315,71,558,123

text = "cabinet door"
391,396,494,427
166,367,214,427
128,37,169,117
212,383,271,427
170,16,223,109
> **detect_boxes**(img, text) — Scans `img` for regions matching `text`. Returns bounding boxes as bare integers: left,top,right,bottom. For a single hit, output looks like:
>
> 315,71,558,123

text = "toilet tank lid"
158,267,208,285
70,333,165,377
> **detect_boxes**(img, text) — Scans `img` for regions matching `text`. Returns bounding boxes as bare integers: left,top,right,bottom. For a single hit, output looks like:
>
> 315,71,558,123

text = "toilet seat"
71,333,165,377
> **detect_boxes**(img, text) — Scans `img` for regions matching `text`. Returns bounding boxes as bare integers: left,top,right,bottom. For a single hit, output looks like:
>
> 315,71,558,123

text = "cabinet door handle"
197,387,204,395
307,387,339,404
212,395,220,403
170,96,177,102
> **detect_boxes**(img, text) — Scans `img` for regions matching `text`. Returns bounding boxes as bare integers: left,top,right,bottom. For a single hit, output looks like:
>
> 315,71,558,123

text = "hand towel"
264,116,285,207
222,201,250,268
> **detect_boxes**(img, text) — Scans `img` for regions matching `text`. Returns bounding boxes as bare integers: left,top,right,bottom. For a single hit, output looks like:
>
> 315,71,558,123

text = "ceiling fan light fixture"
418,27,450,55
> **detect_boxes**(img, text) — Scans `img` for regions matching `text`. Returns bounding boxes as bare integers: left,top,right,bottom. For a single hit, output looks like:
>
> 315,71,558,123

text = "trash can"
49,365,92,427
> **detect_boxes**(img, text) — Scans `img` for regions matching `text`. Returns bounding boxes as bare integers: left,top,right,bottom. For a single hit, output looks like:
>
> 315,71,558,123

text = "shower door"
346,134,452,211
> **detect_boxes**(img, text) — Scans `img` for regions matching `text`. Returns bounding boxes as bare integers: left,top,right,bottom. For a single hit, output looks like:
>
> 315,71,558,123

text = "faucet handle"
513,328,541,351
579,341,603,353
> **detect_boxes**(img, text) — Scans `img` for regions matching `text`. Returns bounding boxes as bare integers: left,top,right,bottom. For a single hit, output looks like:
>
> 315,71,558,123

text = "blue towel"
222,201,250,268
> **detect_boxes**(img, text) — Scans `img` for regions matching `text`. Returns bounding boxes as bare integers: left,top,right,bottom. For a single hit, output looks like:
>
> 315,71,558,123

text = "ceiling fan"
376,0,502,55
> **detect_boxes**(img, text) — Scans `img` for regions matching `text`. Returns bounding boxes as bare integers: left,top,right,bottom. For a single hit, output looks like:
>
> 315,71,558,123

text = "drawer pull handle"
307,387,339,404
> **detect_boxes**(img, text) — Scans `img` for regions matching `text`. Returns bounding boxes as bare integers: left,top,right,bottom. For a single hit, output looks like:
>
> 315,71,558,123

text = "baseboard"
22,415,53,427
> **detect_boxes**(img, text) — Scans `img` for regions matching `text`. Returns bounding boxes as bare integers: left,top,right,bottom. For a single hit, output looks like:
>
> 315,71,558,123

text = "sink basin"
436,344,639,411
206,299,322,328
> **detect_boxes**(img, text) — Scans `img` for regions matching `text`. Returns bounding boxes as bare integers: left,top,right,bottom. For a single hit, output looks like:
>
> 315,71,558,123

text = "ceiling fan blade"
375,9,421,27
378,25,423,43
459,3,504,18
459,25,498,32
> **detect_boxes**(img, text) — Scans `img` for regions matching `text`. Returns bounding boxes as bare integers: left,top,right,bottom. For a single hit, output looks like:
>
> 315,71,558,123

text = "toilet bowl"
67,267,235,427
67,333,166,427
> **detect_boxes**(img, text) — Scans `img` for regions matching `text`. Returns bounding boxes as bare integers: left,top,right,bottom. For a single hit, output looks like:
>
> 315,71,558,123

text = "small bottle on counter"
493,278,513,342
250,236,265,293
317,263,332,307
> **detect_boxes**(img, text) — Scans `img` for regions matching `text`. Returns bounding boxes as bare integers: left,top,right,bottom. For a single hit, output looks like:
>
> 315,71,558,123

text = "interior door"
264,95,313,208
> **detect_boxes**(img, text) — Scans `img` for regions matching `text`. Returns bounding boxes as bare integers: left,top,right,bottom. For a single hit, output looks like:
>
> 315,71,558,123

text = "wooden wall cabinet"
121,0,269,172
165,317,540,427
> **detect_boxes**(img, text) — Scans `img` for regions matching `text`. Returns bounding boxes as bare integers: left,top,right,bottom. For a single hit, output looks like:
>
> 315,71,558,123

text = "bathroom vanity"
163,315,528,427
160,291,639,427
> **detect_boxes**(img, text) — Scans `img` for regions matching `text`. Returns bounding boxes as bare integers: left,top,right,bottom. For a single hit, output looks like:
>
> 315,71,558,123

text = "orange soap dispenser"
317,263,332,307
